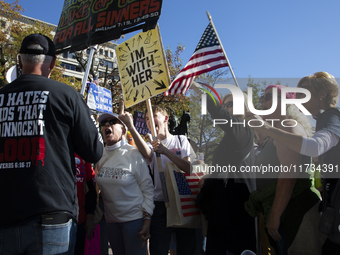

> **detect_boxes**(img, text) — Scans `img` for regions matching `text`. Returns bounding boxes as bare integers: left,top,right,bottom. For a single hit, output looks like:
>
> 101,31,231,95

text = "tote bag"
166,162,206,228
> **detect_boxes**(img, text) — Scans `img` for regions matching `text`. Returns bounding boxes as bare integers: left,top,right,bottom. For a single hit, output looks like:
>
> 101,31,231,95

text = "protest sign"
87,83,112,114
116,25,170,108
133,111,151,135
54,0,163,54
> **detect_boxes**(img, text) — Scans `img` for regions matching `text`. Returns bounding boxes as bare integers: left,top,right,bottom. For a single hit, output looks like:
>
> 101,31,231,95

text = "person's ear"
50,56,56,70
318,89,327,101
164,115,169,123
18,55,23,69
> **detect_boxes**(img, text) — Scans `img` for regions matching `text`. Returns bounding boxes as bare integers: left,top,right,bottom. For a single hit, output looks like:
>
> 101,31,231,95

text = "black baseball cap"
19,34,56,56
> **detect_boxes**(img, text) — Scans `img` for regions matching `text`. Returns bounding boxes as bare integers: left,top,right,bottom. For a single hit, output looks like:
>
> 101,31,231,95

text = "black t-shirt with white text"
0,74,103,227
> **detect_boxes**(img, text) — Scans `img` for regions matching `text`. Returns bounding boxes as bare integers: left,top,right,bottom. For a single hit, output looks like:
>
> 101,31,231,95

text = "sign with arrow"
87,82,113,114
116,25,170,108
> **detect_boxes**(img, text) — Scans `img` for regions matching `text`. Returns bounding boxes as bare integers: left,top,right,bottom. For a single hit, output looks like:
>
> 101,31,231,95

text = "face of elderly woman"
100,118,125,146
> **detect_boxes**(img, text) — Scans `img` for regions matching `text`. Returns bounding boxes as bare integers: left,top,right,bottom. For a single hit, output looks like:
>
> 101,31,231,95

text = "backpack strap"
148,165,154,185
177,135,182,148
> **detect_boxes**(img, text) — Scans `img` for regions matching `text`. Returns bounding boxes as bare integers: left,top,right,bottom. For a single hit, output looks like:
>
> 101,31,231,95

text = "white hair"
19,44,53,65
286,104,313,137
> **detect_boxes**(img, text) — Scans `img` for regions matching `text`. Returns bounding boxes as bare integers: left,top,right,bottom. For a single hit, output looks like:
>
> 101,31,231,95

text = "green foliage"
188,93,224,164
243,76,282,109
244,76,267,110
50,59,82,91
0,0,80,89
188,70,229,164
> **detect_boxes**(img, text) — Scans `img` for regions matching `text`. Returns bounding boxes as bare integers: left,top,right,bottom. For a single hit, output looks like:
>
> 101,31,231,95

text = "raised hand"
118,100,134,129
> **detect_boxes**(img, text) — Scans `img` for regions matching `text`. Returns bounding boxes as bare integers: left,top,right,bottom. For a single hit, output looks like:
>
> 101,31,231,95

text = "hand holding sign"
150,139,166,155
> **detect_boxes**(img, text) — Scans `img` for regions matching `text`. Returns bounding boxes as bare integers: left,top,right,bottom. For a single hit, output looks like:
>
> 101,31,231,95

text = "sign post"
146,98,169,207
116,26,170,206
80,45,97,96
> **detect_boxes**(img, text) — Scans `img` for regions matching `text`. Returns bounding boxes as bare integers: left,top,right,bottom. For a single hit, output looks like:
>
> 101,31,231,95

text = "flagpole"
206,11,240,89
206,11,251,112
80,44,98,96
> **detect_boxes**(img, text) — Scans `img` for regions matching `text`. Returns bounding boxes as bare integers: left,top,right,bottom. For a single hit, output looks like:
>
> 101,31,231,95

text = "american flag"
164,24,229,96
174,171,204,217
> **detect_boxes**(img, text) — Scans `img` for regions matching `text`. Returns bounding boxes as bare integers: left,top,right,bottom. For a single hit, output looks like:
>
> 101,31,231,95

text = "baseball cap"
98,113,127,130
19,34,56,56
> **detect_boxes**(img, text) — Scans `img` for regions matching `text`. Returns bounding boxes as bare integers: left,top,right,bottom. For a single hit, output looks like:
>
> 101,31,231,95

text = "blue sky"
17,0,340,87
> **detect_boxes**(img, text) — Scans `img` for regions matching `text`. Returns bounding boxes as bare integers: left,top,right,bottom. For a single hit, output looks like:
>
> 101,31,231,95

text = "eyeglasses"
100,119,119,127
260,93,281,102
223,101,233,108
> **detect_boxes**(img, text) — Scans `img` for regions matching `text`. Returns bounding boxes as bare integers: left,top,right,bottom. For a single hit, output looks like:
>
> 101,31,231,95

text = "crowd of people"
0,33,339,255
244,72,340,255
192,74,340,255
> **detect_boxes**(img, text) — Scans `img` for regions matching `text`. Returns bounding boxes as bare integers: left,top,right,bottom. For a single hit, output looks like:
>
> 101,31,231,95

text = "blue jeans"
0,216,77,255
106,218,146,255
150,201,196,255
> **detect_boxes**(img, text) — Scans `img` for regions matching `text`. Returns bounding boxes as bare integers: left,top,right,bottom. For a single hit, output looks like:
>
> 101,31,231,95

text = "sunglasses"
100,119,119,127
223,101,233,108
260,93,281,102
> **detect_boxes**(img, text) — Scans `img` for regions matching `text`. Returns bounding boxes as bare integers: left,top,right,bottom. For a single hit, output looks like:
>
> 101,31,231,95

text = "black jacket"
0,74,103,227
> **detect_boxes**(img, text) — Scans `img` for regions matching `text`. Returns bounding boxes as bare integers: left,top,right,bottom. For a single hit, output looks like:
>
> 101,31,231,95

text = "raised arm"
246,113,304,154
151,138,192,174
118,100,153,161
190,81,245,134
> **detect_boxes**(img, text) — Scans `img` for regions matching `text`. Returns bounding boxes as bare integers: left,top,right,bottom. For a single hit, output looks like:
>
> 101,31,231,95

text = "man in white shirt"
119,102,197,255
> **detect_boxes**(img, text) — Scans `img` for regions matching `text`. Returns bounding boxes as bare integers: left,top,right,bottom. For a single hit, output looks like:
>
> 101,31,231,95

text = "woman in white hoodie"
96,113,154,255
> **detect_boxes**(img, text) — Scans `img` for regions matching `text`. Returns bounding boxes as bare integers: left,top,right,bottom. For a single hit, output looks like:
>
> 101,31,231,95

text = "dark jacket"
0,74,103,227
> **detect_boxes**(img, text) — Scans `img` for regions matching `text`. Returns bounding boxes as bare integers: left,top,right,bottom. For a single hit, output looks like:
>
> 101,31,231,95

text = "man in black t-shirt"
0,34,103,254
